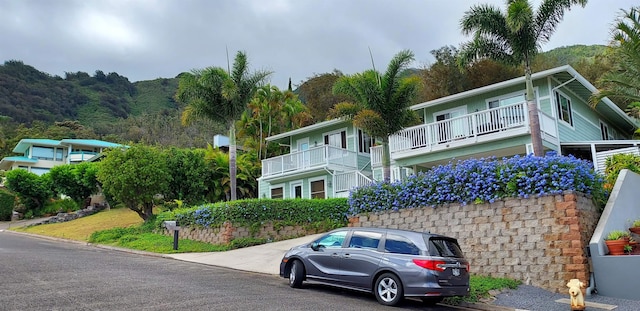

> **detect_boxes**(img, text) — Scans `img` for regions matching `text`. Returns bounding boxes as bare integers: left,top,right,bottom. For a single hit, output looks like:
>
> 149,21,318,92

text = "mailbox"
162,221,179,231
162,221,180,250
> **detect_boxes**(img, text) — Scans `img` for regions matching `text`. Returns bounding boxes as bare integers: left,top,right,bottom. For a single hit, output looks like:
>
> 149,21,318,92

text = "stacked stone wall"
162,221,319,245
348,191,599,294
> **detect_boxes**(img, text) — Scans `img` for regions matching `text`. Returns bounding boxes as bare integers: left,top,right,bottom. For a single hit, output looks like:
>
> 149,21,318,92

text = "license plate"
452,268,460,276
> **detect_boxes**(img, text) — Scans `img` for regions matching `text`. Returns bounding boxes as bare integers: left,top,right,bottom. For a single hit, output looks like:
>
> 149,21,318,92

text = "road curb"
454,302,523,311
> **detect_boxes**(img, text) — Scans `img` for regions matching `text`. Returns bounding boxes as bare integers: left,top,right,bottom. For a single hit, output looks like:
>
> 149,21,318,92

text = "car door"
304,230,347,283
340,230,384,290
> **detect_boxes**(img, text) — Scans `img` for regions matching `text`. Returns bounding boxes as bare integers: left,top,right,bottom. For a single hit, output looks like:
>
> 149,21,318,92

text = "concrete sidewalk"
165,234,323,275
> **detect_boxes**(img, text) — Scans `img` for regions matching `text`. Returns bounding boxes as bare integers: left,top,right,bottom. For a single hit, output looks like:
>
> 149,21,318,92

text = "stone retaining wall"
348,191,599,294
162,221,319,245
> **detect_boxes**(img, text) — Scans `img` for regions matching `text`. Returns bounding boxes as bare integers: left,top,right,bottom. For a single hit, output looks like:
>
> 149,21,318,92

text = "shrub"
349,153,604,215
5,169,52,215
604,153,640,190
0,189,16,221
159,198,349,230
41,198,80,215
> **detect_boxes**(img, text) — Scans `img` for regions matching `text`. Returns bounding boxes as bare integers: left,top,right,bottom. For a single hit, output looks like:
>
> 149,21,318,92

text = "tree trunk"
525,66,544,157
229,122,238,201
382,138,391,181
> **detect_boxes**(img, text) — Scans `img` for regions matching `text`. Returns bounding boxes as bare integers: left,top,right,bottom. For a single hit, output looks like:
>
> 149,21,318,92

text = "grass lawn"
13,207,143,241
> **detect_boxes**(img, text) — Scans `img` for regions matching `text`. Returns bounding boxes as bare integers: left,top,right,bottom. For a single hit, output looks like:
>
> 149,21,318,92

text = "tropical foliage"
176,51,271,201
348,153,604,215
4,169,52,215
603,153,640,191
0,188,16,221
296,70,350,121
97,144,171,221
48,162,99,207
330,49,421,180
237,85,312,160
590,7,640,119
459,0,588,156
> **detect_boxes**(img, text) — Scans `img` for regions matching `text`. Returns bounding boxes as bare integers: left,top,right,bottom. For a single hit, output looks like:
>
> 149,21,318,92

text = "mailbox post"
162,221,180,250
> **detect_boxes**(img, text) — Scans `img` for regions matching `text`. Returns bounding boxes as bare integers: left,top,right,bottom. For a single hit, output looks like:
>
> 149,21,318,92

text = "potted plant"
604,230,631,255
629,219,640,234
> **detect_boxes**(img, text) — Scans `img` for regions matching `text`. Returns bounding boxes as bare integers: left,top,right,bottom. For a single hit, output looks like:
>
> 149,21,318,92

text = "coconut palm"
330,49,420,180
176,51,271,201
459,0,587,156
590,7,640,112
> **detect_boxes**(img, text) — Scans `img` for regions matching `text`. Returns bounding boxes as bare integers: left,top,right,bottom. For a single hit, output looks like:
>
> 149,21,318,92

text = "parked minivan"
279,227,470,306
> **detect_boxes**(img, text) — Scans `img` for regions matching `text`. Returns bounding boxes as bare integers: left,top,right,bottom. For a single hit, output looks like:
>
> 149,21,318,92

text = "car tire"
421,297,443,306
289,260,304,288
374,273,403,306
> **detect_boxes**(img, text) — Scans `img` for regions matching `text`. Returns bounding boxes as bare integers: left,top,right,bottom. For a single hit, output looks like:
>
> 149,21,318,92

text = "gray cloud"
0,0,635,88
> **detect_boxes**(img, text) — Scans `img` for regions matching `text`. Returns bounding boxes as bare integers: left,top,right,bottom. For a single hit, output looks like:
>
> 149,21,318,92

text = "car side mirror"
311,242,322,251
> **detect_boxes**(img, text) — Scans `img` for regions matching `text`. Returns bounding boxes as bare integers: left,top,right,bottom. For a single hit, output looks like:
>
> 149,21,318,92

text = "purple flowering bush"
348,153,605,215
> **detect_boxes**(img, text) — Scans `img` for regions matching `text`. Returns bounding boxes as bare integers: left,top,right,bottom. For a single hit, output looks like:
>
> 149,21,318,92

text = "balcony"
334,171,373,196
68,151,99,162
388,103,558,158
262,145,358,179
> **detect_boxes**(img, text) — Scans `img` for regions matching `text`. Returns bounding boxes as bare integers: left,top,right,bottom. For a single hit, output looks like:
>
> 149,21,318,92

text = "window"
310,180,325,199
324,130,347,149
358,129,373,153
315,231,347,248
488,93,526,127
32,147,55,160
30,167,50,176
384,234,421,255
348,231,382,250
271,187,283,199
428,238,465,258
555,92,573,126
55,149,64,161
600,121,610,140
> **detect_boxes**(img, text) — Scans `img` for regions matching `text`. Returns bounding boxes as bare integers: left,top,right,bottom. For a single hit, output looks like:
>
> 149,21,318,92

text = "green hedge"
0,189,16,221
157,198,350,230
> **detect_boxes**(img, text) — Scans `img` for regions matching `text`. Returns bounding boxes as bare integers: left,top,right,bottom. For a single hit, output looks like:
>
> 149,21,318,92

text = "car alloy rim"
290,264,296,284
378,277,397,302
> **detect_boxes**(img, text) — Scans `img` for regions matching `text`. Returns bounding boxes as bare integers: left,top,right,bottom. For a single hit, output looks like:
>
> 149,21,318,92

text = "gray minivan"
279,227,470,306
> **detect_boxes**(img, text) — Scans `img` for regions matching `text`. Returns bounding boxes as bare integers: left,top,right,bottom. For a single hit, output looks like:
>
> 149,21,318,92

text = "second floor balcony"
384,103,558,162
262,145,359,179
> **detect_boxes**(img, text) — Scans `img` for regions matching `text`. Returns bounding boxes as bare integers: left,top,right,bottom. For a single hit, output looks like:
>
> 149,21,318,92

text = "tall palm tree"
590,7,640,112
331,49,420,180
176,51,271,201
459,0,587,156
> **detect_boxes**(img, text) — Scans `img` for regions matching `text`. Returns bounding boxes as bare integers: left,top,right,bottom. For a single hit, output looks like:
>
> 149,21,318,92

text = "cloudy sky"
1,0,636,89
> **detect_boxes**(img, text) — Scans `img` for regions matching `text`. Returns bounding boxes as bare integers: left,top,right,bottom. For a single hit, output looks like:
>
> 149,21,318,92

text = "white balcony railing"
334,171,373,193
68,151,98,162
390,103,531,153
262,145,358,178
371,145,383,167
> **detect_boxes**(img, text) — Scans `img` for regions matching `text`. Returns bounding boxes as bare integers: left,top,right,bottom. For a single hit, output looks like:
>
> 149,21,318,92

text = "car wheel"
289,260,304,288
421,297,443,306
374,273,403,306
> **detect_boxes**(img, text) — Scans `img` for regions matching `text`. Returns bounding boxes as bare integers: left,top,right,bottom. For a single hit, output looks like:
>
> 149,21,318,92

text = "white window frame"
357,129,373,154
322,128,348,149
554,90,574,127
309,177,327,199
290,181,303,199
270,183,285,199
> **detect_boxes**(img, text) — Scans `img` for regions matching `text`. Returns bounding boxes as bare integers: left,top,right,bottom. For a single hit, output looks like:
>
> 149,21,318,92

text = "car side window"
384,234,420,255
348,231,382,250
315,231,347,248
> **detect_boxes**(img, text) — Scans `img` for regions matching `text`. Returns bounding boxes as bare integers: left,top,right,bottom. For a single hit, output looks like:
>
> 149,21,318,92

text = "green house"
259,65,639,199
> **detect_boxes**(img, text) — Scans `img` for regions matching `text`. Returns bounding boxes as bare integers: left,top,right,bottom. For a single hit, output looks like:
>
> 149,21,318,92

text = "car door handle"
331,253,340,257
343,254,351,258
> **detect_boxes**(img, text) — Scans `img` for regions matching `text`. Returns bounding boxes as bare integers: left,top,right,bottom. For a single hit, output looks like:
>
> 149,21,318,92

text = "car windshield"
427,237,464,258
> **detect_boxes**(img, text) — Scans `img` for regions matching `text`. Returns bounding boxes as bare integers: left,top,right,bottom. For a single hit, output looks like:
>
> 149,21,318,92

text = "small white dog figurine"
567,279,585,311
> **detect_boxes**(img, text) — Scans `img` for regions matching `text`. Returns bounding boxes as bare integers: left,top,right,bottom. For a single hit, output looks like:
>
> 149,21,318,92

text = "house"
258,65,639,199
0,138,123,176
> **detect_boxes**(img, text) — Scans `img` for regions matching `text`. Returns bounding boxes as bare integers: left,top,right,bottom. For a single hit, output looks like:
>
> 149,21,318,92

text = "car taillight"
466,262,470,272
413,259,446,271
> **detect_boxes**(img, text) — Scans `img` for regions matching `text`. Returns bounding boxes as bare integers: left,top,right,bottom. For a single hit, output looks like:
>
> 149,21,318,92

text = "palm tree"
330,49,420,180
590,7,640,112
176,51,271,201
459,0,587,156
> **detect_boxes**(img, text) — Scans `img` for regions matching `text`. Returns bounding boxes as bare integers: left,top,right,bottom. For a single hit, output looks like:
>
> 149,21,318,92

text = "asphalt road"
0,232,471,311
